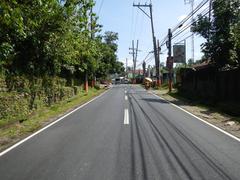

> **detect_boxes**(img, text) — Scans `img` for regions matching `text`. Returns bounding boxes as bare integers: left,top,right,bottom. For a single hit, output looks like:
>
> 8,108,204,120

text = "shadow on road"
141,98,169,104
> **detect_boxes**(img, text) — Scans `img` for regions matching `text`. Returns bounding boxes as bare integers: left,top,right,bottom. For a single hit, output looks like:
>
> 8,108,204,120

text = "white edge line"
0,89,110,157
151,93,240,143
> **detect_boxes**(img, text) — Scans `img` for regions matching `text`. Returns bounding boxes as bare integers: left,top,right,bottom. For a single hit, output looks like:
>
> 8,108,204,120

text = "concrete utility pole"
126,58,128,79
133,2,160,86
185,0,195,62
129,40,139,83
142,61,146,78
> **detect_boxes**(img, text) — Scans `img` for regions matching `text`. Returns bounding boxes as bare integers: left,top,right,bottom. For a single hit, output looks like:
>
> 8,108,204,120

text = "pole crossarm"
133,3,151,19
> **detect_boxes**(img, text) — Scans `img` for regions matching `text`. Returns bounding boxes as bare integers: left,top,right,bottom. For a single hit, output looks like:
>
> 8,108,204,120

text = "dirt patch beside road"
153,89,240,139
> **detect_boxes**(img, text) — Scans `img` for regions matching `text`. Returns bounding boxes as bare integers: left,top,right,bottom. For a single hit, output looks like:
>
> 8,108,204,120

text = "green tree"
95,31,124,78
193,0,240,67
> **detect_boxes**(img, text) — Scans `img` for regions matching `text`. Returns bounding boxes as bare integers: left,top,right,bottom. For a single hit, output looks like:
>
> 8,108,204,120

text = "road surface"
0,85,240,180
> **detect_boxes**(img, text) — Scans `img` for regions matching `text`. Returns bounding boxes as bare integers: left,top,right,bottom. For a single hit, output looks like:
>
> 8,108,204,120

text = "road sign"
173,45,186,63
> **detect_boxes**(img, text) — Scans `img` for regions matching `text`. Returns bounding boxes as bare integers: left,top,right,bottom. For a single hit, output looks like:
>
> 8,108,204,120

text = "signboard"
166,57,174,70
173,45,186,63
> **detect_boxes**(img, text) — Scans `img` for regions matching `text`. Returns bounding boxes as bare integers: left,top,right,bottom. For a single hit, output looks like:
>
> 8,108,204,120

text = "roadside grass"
0,88,105,151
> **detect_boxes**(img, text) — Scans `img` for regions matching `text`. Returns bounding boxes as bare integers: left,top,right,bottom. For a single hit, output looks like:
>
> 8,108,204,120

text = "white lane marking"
124,90,127,94
151,93,240,143
0,90,110,157
124,109,129,125
125,95,128,101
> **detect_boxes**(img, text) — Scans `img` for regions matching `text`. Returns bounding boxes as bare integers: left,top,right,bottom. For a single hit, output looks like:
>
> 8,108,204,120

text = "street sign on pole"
166,57,174,70
173,45,186,63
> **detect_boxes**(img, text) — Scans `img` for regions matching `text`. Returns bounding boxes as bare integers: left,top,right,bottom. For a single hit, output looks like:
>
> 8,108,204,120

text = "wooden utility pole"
157,39,161,86
168,28,173,92
85,5,94,92
133,2,160,87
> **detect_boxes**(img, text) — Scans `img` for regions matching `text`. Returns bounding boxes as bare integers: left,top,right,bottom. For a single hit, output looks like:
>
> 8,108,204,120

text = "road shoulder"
151,89,240,139
0,88,107,153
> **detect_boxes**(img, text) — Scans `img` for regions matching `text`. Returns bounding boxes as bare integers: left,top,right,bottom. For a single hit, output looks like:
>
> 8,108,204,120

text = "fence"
178,66,240,103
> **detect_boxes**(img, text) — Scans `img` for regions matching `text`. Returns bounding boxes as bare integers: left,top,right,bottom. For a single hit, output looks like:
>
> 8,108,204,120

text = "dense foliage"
0,0,124,79
193,0,240,68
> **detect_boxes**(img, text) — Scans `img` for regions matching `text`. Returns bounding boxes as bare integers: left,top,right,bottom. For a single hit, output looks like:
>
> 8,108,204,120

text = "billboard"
173,45,186,63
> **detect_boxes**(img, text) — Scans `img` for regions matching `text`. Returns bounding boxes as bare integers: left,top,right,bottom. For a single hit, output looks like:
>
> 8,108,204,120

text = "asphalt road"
0,85,240,180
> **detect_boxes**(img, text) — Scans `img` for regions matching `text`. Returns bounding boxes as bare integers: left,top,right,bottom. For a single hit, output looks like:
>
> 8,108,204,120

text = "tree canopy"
193,0,240,68
0,0,124,80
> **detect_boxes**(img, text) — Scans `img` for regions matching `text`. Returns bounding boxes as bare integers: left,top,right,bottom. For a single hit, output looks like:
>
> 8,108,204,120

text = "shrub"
0,92,30,126
94,84,101,90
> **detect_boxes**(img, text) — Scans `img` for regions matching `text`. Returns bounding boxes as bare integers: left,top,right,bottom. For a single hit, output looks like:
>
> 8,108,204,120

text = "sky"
94,0,207,68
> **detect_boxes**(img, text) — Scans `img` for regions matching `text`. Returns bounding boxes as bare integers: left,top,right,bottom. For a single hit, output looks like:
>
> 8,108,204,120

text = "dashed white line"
125,95,128,101
124,109,129,125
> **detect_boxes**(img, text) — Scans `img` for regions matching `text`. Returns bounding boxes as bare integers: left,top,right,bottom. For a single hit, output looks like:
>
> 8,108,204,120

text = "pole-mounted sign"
166,57,174,71
173,45,186,63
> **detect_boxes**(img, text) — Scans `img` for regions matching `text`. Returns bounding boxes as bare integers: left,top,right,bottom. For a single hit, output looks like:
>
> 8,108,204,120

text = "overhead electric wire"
172,0,209,32
136,53,154,68
160,0,210,46
129,2,135,48
172,31,191,44
97,0,105,16
172,7,212,40
175,34,193,44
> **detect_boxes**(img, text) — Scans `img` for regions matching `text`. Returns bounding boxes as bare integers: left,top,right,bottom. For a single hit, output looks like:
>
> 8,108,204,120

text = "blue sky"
94,0,207,67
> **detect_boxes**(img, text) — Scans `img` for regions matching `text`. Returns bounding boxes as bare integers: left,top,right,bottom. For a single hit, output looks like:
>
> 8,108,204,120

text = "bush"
5,75,30,93
0,75,85,127
94,84,101,90
72,86,82,95
60,87,75,101
0,92,30,126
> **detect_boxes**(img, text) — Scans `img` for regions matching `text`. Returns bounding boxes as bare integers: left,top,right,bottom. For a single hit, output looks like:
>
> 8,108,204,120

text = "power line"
172,7,211,40
160,0,210,46
97,0,105,15
172,31,191,44
174,34,193,44
172,0,209,32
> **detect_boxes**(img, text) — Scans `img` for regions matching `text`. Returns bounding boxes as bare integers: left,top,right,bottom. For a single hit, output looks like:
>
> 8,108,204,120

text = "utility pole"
185,0,195,62
135,40,139,83
131,40,135,83
126,58,128,79
157,39,161,86
133,2,160,86
208,0,212,42
85,6,94,92
142,61,146,78
167,28,173,92
129,40,140,84
129,41,135,83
